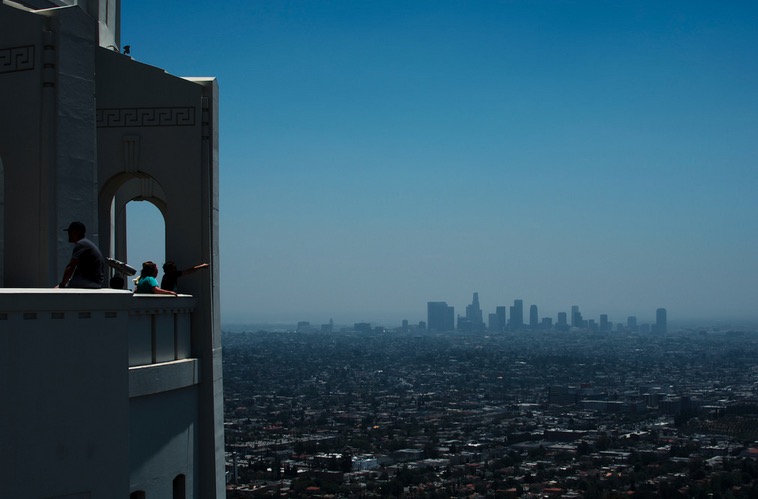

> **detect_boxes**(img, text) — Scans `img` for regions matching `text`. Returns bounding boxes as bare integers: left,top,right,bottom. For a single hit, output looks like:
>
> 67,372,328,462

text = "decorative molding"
97,107,196,128
139,177,157,200
0,45,35,74
122,135,140,173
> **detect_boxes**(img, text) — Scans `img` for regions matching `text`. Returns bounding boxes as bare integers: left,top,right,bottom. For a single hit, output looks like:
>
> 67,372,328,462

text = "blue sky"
123,1,758,326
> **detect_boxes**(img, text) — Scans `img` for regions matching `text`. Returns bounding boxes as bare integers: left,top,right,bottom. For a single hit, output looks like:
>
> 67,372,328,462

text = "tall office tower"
529,304,539,329
0,2,223,496
557,312,568,326
575,312,585,328
465,292,485,331
509,299,524,330
627,316,638,332
571,305,580,327
488,313,498,331
600,314,609,332
656,308,667,334
496,306,507,332
428,301,455,332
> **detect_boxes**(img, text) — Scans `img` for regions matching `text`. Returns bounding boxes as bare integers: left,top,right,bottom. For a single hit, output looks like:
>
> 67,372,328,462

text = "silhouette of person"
134,261,178,295
161,261,209,291
58,221,105,288
109,275,125,289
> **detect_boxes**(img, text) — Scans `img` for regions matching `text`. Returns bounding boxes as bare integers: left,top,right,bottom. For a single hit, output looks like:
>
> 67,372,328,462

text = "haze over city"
122,1,758,326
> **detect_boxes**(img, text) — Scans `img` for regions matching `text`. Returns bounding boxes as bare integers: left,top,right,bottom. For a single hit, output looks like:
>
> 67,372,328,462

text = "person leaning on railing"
134,261,178,296
161,261,209,292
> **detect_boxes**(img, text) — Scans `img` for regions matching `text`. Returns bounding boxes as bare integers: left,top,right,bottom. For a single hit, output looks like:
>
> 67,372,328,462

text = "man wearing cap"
58,221,105,289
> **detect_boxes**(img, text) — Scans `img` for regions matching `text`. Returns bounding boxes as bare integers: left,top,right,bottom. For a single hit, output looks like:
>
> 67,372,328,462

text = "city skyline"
230,291,673,331
122,1,758,326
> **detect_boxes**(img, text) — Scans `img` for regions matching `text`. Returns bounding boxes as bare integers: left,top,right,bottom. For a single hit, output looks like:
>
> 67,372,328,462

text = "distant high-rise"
488,313,498,331
627,316,638,332
529,304,539,329
600,314,609,332
428,301,454,332
571,305,580,327
656,308,667,334
557,312,568,326
464,292,485,331
509,299,523,330
495,306,507,332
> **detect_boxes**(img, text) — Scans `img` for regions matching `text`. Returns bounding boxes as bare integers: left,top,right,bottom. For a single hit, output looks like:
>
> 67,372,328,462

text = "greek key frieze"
96,107,196,127
0,45,35,74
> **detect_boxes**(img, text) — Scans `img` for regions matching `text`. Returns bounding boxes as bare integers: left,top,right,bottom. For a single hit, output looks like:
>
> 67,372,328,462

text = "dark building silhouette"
463,292,485,331
655,308,667,334
571,305,586,328
427,301,454,332
495,306,507,332
487,313,498,331
627,316,638,332
509,299,523,330
600,314,610,332
529,304,539,329
555,311,569,331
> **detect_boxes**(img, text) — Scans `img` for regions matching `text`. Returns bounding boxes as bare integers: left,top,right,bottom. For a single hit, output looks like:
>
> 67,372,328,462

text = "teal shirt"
135,275,159,293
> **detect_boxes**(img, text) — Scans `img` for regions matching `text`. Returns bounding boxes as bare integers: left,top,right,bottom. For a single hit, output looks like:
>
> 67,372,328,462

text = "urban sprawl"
224,303,757,498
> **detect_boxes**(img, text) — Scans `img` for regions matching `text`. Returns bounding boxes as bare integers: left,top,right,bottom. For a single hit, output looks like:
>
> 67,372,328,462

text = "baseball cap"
64,221,86,233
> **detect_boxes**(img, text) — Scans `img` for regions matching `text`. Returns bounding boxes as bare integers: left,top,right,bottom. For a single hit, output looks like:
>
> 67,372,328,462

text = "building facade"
0,1,224,497
427,301,454,332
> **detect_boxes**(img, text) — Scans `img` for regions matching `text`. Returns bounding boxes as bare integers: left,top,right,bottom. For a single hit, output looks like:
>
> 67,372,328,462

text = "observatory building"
0,1,224,497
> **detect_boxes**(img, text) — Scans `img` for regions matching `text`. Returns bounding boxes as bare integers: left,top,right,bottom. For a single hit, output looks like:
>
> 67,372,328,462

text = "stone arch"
98,172,168,268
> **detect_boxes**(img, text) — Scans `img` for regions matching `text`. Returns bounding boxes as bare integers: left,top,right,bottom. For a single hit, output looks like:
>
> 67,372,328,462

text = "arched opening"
173,474,186,499
126,199,166,286
100,174,168,289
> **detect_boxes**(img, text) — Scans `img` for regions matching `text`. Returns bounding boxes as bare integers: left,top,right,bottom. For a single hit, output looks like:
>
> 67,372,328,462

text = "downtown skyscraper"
427,301,454,332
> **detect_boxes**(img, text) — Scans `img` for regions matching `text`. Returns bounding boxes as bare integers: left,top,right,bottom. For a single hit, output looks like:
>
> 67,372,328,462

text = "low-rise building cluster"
223,325,758,497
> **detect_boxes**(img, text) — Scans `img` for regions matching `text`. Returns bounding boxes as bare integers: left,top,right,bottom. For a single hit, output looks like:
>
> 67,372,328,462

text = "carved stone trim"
123,135,140,173
0,45,35,74
97,107,196,127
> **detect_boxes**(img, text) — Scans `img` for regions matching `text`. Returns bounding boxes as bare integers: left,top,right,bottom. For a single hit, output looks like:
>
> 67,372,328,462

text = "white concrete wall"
2,2,224,497
0,290,131,498
0,4,100,287
130,386,198,497
0,289,203,498
0,4,47,286
95,50,224,498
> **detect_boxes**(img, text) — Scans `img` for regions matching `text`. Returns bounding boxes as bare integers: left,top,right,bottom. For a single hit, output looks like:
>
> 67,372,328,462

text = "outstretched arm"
181,262,210,275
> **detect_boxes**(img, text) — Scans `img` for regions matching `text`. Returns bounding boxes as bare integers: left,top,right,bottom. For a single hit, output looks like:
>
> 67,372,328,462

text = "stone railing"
129,293,196,366
0,289,196,368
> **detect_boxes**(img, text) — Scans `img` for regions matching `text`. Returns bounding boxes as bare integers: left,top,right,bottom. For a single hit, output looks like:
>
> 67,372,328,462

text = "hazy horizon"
123,1,758,326
219,306,758,332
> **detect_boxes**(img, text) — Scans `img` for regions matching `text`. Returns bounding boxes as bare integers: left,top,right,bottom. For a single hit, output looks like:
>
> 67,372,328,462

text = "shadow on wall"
130,386,197,486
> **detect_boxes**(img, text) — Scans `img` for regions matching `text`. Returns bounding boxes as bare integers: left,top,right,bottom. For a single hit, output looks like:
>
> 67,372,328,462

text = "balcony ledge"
129,358,199,398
